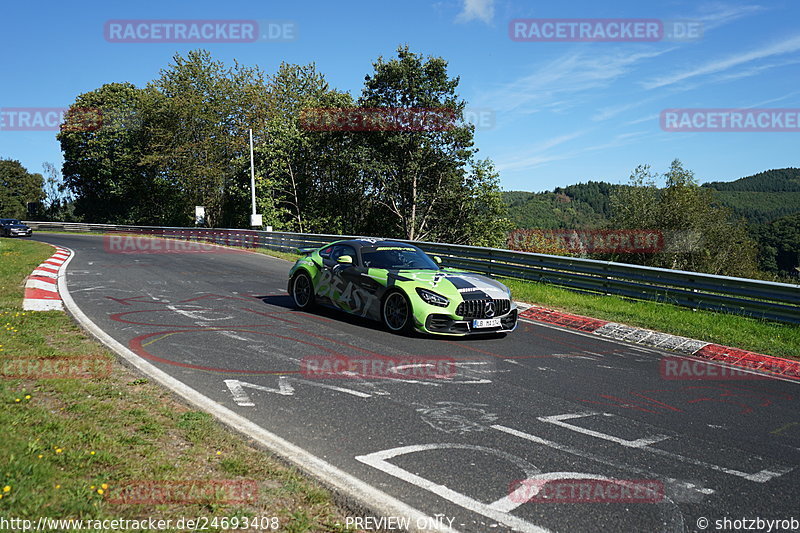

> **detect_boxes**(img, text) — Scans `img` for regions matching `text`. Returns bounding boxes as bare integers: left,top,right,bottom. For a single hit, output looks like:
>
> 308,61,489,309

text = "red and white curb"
23,246,71,311
518,304,800,381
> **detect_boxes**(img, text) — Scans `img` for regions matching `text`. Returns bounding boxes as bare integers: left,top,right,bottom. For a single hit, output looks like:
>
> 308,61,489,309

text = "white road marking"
537,412,793,483
216,330,253,342
167,304,233,321
357,444,551,533
293,378,372,398
69,286,109,293
491,424,715,496
225,377,295,406
224,377,371,406
539,412,671,448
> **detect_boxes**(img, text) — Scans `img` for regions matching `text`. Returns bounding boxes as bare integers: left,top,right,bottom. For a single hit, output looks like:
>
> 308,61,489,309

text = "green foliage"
503,182,613,230
254,63,373,234
54,47,509,247
57,82,180,224
750,213,800,276
609,160,760,277
437,159,512,247
707,191,800,225
704,167,800,192
144,50,271,227
0,159,43,219
703,168,800,224
357,45,485,242
557,181,617,217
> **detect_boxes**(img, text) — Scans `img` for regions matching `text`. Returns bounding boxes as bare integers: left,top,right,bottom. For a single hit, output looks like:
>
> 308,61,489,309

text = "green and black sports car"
287,239,517,335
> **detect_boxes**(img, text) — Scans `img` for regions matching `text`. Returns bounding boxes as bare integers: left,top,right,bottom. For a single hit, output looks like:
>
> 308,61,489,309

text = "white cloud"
624,113,660,127
477,48,671,114
592,97,658,122
642,34,800,90
497,129,652,174
694,3,767,31
455,0,495,24
496,130,588,172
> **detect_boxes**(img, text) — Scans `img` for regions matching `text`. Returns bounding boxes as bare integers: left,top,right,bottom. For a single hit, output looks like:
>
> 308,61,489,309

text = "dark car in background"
0,219,33,237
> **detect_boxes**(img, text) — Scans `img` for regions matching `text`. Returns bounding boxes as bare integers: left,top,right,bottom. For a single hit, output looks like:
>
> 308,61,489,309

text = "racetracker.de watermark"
508,229,664,254
104,20,296,42
1,356,112,380
0,107,102,132
300,107,458,132
299,107,495,131
507,478,664,504
105,480,258,504
509,19,702,42
659,356,798,381
300,356,456,380
661,109,800,132
103,230,261,254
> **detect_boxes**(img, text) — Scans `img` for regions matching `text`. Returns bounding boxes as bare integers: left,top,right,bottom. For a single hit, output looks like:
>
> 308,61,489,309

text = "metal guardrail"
23,221,800,324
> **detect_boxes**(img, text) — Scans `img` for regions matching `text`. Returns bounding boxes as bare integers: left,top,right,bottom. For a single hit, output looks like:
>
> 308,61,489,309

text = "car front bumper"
421,308,518,336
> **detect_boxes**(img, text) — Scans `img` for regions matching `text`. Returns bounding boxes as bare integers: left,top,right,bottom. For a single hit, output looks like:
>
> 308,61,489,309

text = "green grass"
0,237,360,532
503,277,800,360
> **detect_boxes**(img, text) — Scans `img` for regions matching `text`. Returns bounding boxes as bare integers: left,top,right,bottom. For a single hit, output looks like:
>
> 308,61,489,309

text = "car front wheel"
382,290,412,334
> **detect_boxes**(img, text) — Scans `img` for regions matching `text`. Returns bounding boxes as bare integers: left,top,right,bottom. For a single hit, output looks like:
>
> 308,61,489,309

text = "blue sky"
1,0,798,192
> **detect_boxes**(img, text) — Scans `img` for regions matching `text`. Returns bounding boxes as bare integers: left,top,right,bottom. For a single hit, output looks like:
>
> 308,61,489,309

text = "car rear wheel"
382,290,412,334
291,271,315,310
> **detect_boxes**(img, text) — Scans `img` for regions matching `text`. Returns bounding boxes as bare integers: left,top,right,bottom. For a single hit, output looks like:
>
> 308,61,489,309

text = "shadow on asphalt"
252,294,507,342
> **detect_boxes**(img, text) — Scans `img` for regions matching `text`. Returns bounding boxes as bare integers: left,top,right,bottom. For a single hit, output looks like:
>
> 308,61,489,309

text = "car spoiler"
297,247,317,256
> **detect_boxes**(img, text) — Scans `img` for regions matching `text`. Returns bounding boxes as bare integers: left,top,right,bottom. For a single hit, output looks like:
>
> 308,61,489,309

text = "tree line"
505,165,799,279
54,47,510,247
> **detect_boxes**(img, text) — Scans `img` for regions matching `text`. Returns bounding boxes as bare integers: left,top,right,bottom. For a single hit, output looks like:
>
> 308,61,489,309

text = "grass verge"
0,237,360,532
503,277,800,360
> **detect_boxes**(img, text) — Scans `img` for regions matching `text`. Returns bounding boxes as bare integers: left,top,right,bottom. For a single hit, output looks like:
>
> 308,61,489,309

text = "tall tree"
144,50,270,227
0,159,43,219
39,162,75,221
436,158,512,247
58,82,178,224
358,46,487,242
254,63,371,233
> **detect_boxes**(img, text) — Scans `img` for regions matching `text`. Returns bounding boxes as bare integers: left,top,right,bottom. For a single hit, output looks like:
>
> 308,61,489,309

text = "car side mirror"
433,256,442,265
337,255,353,264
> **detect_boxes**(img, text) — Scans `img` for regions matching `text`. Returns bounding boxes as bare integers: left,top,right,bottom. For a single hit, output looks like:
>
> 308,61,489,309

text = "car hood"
6,224,30,230
388,269,510,300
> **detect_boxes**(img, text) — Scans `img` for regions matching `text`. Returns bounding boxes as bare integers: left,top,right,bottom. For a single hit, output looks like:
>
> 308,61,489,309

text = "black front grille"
456,298,511,319
425,314,469,334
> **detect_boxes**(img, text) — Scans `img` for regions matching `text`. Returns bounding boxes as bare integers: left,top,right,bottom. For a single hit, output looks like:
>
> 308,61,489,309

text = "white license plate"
472,318,502,329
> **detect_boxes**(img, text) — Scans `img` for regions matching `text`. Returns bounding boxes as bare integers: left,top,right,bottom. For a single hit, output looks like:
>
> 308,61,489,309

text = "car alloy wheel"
383,291,411,333
292,272,314,310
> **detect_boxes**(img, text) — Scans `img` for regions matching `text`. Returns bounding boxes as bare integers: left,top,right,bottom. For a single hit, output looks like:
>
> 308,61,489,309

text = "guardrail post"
603,264,611,296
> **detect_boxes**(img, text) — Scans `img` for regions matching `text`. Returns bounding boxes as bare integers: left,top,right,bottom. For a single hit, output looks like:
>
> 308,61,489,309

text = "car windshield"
1,219,22,225
361,246,439,270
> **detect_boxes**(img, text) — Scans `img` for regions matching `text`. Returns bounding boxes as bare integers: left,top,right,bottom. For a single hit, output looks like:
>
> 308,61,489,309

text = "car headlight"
416,288,449,307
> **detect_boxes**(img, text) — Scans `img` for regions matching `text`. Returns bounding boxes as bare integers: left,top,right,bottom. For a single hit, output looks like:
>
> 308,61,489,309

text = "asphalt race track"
34,233,800,533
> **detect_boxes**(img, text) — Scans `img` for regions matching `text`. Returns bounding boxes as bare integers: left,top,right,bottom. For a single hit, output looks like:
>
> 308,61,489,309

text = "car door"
315,244,356,306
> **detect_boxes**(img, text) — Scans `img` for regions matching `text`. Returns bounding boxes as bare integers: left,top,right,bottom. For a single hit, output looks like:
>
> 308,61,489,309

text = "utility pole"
249,128,263,228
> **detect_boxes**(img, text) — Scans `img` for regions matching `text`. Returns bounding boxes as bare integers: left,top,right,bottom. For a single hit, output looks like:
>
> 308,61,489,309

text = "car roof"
329,239,420,251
